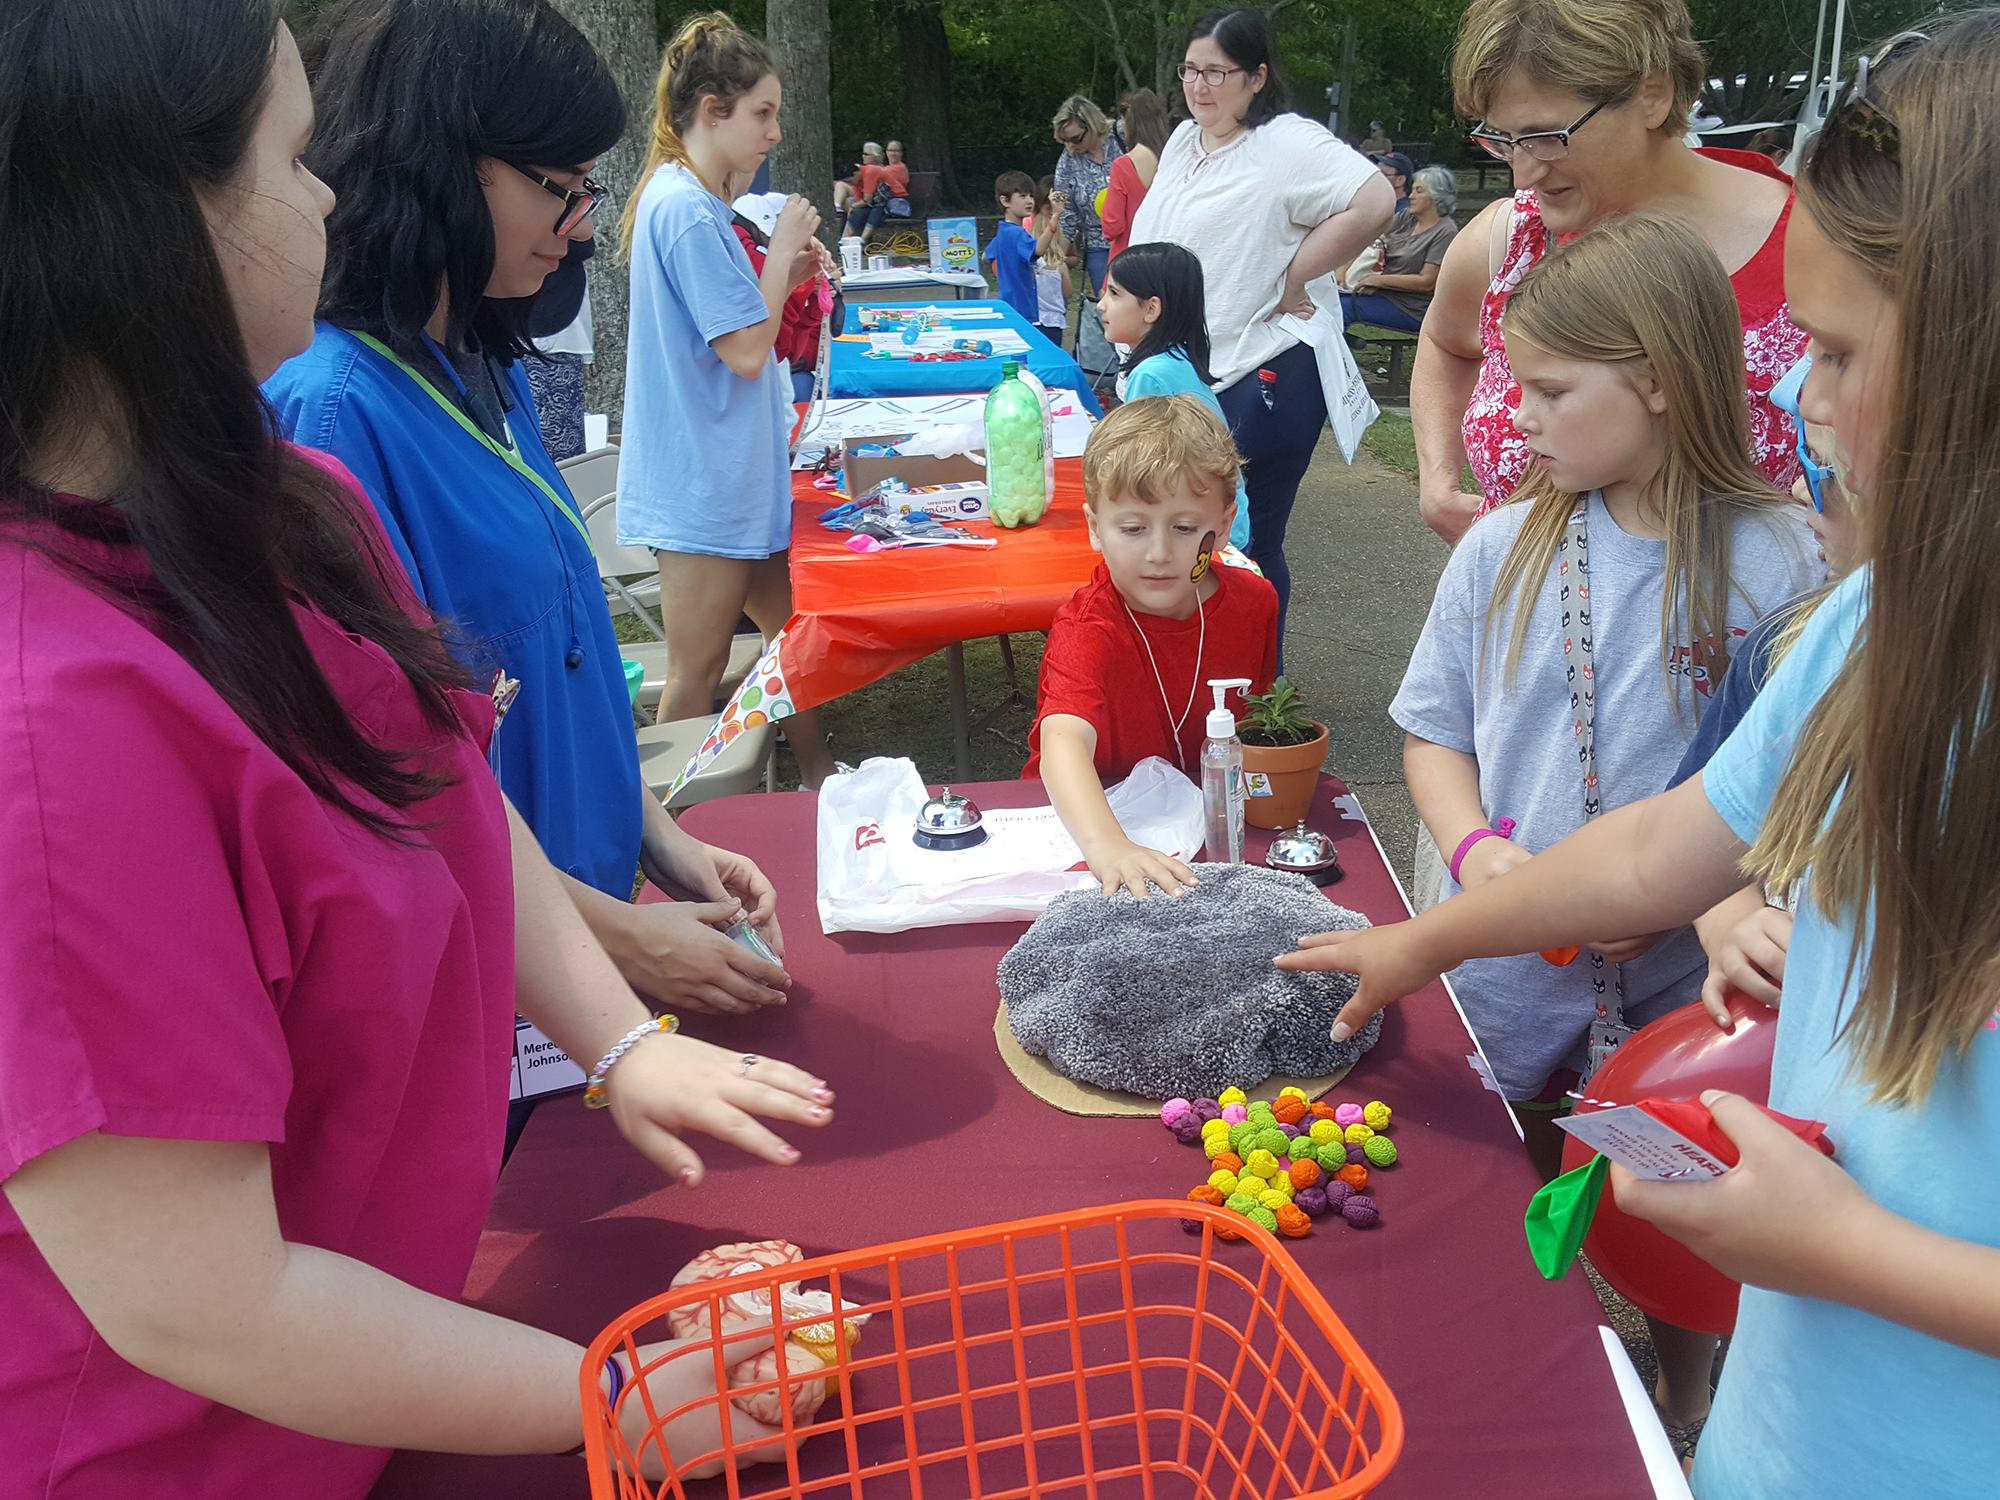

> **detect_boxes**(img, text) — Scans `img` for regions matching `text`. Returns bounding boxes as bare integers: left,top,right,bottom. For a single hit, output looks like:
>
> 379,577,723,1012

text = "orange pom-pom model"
1287,1157,1322,1191
1336,1163,1371,1192
1274,1204,1312,1238
1212,1151,1244,1175
1309,1101,1338,1120
1186,1183,1227,1207
1272,1095,1308,1126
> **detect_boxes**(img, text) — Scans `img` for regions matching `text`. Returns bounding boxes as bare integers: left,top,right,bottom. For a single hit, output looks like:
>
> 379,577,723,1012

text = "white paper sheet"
792,391,1096,468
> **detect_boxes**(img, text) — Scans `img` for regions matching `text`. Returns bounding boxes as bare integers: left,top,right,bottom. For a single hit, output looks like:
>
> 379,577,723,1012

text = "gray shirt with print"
1390,491,1821,1097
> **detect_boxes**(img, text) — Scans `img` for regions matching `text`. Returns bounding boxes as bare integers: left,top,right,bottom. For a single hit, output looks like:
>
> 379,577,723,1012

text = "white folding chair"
577,489,665,641
620,635,767,715
637,715,777,809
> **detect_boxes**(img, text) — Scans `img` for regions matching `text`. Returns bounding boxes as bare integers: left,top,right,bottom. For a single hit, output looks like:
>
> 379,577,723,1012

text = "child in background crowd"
1031,175,1072,347
983,171,1040,324
1097,241,1251,553
1027,396,1277,898
728,174,840,405
1384,213,1818,1445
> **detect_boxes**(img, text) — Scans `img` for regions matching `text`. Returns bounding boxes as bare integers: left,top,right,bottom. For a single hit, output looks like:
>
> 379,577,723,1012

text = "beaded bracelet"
582,1015,680,1110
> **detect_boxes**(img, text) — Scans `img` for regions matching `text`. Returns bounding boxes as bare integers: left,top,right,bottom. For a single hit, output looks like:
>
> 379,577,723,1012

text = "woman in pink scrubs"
0,3,831,1493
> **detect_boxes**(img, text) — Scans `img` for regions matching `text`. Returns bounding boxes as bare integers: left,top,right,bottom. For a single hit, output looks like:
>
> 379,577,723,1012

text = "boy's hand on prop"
1586,930,1667,964
606,902,791,1016
605,1035,832,1187
1457,834,1530,889
1701,907,1791,1020
622,1320,790,1480
1275,922,1441,1041
1086,838,1198,900
1610,1090,1877,1301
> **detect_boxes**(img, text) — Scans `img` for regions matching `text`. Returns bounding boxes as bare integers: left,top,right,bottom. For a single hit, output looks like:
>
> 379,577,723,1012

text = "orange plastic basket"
580,1199,1402,1499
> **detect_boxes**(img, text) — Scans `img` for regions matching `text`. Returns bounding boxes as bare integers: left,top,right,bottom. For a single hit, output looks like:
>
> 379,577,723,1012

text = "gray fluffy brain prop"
998,864,1382,1099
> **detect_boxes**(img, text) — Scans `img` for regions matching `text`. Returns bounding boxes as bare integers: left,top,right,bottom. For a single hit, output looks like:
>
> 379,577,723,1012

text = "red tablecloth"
373,779,1650,1498
780,458,1094,711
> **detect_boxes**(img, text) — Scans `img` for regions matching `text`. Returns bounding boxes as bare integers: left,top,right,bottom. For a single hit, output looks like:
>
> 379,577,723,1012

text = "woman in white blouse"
1130,8,1392,652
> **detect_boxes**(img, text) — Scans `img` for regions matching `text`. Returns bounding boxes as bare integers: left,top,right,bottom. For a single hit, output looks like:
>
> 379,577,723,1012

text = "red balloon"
1558,992,1780,1335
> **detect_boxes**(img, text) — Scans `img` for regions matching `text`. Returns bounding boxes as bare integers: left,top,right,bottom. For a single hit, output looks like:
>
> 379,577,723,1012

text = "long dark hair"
1186,9,1290,128
0,0,472,836
308,0,626,361
1110,242,1214,383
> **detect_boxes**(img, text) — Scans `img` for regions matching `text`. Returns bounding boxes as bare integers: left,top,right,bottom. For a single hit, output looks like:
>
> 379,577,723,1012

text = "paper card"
1556,1104,1734,1181
1276,312,1330,348
510,1018,587,1101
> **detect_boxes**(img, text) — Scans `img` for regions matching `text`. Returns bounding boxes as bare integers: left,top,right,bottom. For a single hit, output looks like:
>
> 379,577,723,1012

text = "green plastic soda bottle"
985,360,1048,529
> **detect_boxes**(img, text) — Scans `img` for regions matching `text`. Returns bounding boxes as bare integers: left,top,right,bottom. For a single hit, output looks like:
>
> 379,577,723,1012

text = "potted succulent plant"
1237,677,1329,830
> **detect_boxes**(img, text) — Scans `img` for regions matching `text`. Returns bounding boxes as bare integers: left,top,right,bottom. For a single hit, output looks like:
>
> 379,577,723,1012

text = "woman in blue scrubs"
267,0,791,1018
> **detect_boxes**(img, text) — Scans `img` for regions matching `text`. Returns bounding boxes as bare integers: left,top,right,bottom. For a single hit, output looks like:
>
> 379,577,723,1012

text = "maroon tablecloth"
373,778,1650,1498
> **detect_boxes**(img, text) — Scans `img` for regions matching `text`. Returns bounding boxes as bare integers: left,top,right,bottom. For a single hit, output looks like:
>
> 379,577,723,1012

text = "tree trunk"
897,0,959,205
548,0,658,424
766,0,834,242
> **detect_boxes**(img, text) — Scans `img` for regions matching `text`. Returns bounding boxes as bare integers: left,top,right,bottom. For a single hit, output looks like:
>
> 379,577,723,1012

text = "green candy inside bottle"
985,361,1048,529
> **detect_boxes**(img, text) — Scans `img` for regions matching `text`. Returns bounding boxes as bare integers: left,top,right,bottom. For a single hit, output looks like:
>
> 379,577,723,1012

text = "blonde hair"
1485,213,1787,701
1453,0,1706,136
619,12,776,256
1052,95,1110,148
1748,15,2000,1105
1083,396,1239,508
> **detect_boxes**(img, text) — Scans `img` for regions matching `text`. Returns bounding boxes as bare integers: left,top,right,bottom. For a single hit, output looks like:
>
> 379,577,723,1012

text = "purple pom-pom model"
1346,1143,1367,1164
1277,1122,1300,1138
1295,1186,1329,1217
1192,1099,1223,1123
1323,1180,1353,1209
1180,1217,1204,1235
1171,1118,1205,1145
1341,1195,1381,1228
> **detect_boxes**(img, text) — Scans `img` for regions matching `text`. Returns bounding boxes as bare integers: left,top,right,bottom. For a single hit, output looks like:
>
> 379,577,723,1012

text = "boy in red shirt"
1026,395,1278,897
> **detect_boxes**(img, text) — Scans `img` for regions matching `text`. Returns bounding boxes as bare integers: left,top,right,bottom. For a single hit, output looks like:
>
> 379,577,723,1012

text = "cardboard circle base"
994,1004,1358,1117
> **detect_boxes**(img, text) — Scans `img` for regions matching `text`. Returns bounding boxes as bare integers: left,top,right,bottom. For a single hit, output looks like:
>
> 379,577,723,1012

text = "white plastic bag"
816,756,1205,934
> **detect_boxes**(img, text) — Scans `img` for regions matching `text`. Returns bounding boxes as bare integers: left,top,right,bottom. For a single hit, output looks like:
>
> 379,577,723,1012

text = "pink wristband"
1449,827,1503,885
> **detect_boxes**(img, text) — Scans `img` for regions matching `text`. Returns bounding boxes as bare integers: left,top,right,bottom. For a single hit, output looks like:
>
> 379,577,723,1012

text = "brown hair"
1083,395,1239,508
1452,0,1706,136
995,170,1036,203
619,11,775,255
1749,15,2000,1105
1120,87,1172,157
1486,213,1792,698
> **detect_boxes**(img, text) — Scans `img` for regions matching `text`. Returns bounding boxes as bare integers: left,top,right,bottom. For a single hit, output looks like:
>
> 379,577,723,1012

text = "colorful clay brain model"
1161,1088,1404,1236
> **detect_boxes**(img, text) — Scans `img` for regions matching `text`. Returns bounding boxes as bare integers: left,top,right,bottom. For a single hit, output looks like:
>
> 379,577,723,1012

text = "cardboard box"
927,216,981,274
842,432,985,494
888,482,990,522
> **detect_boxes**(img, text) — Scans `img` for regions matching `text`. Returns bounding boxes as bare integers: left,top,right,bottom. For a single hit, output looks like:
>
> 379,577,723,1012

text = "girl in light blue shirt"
616,13,834,782
1097,242,1251,553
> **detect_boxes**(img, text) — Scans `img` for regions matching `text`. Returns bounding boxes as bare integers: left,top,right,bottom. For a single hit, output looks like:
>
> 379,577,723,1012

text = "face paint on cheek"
1190,530,1216,583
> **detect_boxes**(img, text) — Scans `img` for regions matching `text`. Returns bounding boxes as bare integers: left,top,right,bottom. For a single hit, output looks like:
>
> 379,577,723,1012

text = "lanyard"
1556,496,1628,1046
345,330,590,547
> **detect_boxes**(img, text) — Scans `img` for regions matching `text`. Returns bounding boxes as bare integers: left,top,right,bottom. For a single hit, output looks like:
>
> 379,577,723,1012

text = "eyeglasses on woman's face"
1175,62,1245,88
508,162,606,235
1059,127,1088,148
1469,101,1607,163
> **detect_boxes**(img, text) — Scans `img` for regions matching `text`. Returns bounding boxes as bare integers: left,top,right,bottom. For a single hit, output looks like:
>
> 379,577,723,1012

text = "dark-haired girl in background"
1129,8,1393,659
267,0,798,1019
1097,241,1251,553
0,1,830,1490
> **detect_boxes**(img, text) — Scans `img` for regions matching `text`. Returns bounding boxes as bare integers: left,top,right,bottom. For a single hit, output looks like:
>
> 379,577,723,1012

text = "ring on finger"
737,1052,761,1078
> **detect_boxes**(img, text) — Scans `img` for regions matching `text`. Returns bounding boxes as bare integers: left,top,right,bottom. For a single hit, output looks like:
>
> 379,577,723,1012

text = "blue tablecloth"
831,298,1105,415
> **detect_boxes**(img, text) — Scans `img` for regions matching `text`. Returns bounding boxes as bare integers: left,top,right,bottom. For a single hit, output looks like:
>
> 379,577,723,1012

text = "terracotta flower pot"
1240,721,1329,830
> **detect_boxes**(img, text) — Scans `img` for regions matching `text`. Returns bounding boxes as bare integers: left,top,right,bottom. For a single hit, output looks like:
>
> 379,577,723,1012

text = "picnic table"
831,299,1104,416
370,776,1660,1499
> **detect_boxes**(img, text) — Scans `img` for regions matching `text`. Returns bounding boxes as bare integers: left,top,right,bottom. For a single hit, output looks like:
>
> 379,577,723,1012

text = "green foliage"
1239,676,1318,747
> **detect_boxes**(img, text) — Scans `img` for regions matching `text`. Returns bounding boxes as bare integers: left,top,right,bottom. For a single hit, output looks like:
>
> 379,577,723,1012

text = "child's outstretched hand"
1610,1090,1876,1300
1275,920,1442,1041
603,1034,834,1187
1085,837,1198,900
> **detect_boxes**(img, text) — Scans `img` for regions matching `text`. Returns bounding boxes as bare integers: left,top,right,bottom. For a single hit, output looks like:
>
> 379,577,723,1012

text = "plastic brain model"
998,864,1382,1099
